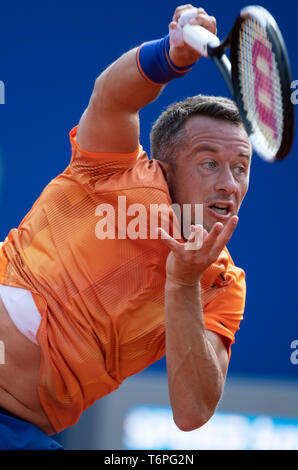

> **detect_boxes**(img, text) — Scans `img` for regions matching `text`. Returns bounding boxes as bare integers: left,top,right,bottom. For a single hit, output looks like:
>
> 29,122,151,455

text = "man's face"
164,115,252,234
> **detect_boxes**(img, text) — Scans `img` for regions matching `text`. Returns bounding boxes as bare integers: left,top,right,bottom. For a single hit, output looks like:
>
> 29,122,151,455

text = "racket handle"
182,24,220,57
177,8,219,56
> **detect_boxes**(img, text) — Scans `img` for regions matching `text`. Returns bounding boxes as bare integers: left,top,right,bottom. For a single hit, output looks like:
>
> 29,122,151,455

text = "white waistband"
0,284,41,345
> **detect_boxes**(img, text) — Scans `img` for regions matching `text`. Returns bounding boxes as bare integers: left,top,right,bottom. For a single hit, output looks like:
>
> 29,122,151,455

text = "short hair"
150,94,244,163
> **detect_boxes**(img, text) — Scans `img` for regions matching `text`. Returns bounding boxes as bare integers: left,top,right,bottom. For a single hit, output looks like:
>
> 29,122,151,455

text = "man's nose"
214,167,238,194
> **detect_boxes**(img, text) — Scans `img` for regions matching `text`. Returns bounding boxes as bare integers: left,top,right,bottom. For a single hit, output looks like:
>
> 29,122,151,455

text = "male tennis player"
0,4,251,449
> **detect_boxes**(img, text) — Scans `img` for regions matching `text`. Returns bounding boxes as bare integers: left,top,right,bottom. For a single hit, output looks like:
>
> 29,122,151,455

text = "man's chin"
203,214,232,232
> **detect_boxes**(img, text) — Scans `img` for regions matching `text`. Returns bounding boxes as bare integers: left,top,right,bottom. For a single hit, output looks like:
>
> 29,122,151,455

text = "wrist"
165,274,202,289
136,35,195,85
169,46,200,69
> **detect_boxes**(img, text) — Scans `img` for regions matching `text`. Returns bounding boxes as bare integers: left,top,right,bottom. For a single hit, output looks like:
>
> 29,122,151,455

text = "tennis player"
0,4,251,449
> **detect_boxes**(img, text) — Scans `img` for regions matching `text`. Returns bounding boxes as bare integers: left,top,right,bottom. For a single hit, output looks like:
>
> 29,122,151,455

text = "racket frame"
230,6,294,161
181,5,295,162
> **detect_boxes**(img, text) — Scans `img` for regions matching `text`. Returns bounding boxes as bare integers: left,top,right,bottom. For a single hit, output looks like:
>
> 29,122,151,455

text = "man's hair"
150,94,243,163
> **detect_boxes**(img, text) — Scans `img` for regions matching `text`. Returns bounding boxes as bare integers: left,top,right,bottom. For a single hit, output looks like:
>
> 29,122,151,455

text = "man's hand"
162,216,236,430
169,4,217,67
157,216,238,286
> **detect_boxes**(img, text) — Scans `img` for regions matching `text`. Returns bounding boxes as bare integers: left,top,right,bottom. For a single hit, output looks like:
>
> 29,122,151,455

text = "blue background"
0,0,297,381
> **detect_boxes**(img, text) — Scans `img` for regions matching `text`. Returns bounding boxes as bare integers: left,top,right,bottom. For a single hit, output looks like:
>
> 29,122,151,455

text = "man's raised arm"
76,5,216,154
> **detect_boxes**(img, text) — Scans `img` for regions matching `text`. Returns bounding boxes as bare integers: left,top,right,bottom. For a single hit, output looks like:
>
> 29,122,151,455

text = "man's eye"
202,161,217,169
234,166,246,174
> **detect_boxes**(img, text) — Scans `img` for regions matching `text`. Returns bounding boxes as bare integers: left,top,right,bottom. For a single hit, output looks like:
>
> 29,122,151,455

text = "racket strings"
238,18,283,160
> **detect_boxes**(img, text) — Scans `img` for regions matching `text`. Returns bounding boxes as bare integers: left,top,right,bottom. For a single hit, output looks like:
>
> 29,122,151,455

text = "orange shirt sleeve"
204,266,246,359
68,126,141,176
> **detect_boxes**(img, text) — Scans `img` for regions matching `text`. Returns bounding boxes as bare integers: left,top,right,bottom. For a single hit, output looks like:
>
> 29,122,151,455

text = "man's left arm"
164,278,229,432
158,217,239,431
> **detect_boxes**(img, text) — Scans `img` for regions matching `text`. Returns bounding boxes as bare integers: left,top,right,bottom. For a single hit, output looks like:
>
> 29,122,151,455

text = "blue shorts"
0,407,64,450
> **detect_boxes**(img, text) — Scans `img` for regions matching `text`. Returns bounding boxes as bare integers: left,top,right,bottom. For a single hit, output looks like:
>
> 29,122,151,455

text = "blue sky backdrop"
0,0,297,380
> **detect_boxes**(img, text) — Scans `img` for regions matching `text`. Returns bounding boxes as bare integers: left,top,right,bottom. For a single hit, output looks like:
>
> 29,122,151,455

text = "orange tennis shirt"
0,126,246,433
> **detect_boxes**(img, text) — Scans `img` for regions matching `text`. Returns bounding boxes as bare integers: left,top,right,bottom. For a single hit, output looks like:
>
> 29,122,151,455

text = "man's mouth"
207,202,234,218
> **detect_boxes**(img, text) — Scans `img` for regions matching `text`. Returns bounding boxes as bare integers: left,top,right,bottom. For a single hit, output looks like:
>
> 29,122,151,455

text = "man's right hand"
169,5,217,68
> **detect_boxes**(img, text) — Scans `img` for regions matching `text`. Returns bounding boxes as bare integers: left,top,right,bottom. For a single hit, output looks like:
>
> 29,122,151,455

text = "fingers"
158,218,239,283
189,13,217,35
158,216,239,270
156,227,183,254
190,224,209,241
184,224,204,251
217,216,238,246
204,216,238,261
172,4,198,23
158,224,205,253
172,5,217,36
169,4,217,66
169,21,178,31
188,217,238,262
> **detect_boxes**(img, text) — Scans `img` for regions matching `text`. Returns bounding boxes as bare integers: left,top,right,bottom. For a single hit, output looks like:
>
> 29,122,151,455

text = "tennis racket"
178,6,294,162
